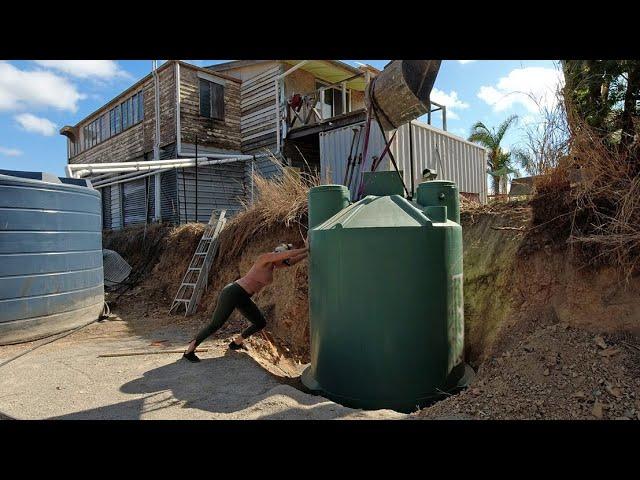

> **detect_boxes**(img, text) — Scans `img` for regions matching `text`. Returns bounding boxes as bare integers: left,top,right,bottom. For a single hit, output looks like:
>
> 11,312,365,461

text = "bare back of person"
236,260,275,295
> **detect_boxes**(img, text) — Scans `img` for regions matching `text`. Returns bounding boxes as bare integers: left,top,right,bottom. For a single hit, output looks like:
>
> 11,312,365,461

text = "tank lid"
418,180,456,187
317,195,429,229
0,169,61,184
309,184,350,193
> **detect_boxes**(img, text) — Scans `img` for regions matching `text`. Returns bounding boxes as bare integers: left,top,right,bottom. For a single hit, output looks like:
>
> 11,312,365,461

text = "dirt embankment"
418,201,640,420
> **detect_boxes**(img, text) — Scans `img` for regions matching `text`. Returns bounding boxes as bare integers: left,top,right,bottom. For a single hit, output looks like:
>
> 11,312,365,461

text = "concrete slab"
0,319,404,420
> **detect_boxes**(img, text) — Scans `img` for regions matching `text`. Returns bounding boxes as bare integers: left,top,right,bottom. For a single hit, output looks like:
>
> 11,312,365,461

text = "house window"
316,81,351,118
122,99,130,130
74,90,144,154
199,78,225,120
114,104,122,134
101,112,110,140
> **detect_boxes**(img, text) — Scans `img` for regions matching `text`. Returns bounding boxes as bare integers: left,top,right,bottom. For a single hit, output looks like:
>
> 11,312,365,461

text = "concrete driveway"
0,318,404,420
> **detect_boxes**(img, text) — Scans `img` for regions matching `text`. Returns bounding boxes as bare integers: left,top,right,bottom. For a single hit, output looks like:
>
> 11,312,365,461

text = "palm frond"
495,115,518,143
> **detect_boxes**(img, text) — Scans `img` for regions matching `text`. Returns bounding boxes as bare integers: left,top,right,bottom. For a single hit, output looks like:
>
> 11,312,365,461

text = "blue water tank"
0,170,104,345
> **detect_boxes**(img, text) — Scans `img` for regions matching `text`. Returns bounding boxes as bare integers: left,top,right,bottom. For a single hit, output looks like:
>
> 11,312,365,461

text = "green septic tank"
302,173,470,413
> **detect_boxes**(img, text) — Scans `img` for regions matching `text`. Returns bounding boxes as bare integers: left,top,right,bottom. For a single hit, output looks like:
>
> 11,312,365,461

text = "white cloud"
34,60,131,80
457,60,476,65
477,66,563,114
0,62,85,112
0,146,23,157
452,127,468,137
15,113,57,136
430,88,470,120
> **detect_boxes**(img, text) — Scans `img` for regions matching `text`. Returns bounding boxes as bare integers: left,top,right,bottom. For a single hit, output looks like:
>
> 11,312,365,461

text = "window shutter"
211,82,225,120
139,91,144,119
199,78,211,118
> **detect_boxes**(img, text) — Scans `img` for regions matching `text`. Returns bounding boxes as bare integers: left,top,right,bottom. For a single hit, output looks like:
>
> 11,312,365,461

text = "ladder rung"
182,283,197,287
194,252,207,256
188,267,202,271
174,299,190,303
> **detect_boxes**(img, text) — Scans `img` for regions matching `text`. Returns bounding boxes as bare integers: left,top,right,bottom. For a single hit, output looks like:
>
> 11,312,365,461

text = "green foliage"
468,115,519,194
562,60,640,150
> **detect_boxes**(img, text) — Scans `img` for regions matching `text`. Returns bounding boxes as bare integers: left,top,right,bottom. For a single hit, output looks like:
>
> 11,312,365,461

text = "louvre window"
199,79,225,120
78,90,144,152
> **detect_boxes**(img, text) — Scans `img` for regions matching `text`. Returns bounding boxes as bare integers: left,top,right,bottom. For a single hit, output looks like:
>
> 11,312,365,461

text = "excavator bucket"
365,60,441,131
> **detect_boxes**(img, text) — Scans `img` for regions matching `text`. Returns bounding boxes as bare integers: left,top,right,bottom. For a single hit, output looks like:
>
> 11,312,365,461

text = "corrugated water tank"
0,169,104,345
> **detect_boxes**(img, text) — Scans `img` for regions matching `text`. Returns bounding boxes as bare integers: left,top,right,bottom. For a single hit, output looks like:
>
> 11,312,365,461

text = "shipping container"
319,120,488,203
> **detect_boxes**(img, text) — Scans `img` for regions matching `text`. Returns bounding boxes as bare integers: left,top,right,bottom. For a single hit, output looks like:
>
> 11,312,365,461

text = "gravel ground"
416,322,640,420
0,318,404,420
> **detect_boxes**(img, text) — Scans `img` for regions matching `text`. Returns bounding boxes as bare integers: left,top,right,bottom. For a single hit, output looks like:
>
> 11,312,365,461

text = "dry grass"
216,156,320,262
527,112,640,277
566,121,640,277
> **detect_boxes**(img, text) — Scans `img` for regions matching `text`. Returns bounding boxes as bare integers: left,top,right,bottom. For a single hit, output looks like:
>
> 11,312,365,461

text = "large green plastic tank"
302,174,469,412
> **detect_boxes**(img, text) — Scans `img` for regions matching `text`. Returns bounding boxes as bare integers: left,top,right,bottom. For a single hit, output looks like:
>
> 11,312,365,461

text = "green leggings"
193,282,266,347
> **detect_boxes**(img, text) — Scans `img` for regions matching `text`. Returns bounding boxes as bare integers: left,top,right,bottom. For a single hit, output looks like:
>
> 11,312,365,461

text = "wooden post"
342,82,347,115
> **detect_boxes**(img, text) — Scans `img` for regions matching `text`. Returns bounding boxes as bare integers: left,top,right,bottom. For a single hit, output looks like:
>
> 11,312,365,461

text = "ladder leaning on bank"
169,210,227,316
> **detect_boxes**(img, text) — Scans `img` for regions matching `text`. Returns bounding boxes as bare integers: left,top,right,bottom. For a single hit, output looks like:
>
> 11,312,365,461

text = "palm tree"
468,115,518,195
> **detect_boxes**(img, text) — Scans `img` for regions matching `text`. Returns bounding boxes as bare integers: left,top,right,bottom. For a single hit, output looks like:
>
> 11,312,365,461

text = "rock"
543,368,550,376
605,384,622,398
592,401,603,419
599,348,621,358
572,391,586,399
594,335,607,349
523,345,534,352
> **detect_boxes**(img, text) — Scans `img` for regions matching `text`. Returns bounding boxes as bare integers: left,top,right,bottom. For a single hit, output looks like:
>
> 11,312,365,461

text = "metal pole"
195,135,198,223
182,167,187,223
154,172,161,222
275,78,280,153
175,167,181,224
442,106,447,131
251,155,255,205
341,82,347,115
409,122,415,199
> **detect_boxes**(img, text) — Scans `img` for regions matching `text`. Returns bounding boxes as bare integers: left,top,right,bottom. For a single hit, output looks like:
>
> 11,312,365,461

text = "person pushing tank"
182,241,309,362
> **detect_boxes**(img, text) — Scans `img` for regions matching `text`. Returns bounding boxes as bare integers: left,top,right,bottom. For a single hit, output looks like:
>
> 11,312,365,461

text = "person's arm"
257,247,308,265
273,252,308,269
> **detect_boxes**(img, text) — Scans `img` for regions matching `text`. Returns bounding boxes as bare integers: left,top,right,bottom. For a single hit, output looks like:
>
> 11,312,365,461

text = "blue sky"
0,60,561,176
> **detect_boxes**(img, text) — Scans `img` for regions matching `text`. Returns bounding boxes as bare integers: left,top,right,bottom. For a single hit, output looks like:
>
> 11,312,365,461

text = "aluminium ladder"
169,210,227,316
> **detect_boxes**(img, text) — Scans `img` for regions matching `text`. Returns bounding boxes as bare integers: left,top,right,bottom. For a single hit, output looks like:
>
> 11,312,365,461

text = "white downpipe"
69,153,253,169
77,156,253,178
153,60,161,161
92,157,246,189
68,154,255,177
175,62,182,156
